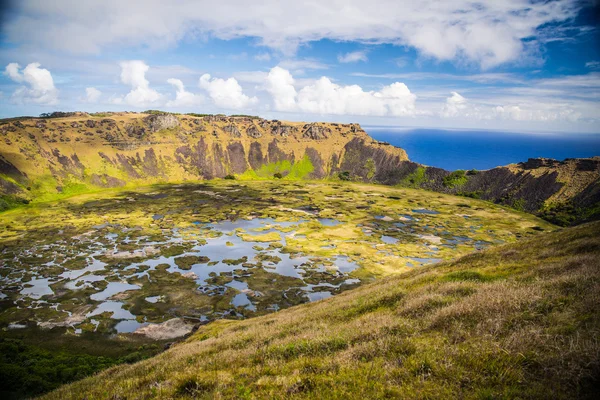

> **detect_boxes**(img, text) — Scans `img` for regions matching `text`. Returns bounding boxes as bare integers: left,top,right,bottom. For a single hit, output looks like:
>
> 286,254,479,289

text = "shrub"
443,170,468,188
224,174,236,180
338,171,351,181
273,172,283,179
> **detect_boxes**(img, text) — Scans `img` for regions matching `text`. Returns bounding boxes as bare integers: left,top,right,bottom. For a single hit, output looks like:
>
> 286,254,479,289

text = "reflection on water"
1,199,499,337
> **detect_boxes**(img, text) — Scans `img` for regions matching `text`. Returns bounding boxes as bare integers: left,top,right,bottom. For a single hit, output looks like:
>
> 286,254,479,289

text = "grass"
43,220,600,399
238,155,315,180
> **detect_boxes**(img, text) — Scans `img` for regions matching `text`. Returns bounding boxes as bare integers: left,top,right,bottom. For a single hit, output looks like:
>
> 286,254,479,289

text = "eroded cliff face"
0,112,598,224
0,112,406,195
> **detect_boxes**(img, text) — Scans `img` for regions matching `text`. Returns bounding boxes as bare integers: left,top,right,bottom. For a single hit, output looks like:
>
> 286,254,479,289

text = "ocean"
364,127,600,171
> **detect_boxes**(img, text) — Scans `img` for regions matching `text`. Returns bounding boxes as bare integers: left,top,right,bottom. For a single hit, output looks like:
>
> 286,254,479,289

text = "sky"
1,0,599,133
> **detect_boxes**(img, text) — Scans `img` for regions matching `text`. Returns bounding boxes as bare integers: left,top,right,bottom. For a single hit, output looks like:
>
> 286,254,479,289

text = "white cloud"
4,63,23,82
441,92,468,118
265,66,417,117
265,67,297,111
113,60,161,107
3,62,58,105
166,78,203,107
4,0,583,68
233,71,269,84
585,61,600,70
338,51,368,63
440,91,583,122
198,74,258,110
278,58,329,73
84,87,101,103
254,53,271,62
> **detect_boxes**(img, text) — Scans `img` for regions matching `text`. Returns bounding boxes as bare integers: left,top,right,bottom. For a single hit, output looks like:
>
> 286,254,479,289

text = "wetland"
0,180,554,397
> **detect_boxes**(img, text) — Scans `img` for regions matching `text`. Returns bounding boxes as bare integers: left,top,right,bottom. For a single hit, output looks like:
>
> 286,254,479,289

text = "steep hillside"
44,221,600,399
0,112,405,199
1,112,598,224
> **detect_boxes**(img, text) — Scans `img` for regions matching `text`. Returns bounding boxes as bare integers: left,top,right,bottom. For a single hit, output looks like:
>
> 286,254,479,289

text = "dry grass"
44,222,600,399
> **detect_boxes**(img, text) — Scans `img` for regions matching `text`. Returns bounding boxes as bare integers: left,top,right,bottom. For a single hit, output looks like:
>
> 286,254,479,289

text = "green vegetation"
338,171,351,181
185,113,211,117
365,158,376,180
0,337,161,399
457,191,483,199
230,114,261,119
239,156,314,180
443,170,468,188
511,198,526,212
143,110,178,115
0,195,29,212
38,112,78,118
44,221,600,399
224,174,236,180
539,201,600,227
399,166,427,188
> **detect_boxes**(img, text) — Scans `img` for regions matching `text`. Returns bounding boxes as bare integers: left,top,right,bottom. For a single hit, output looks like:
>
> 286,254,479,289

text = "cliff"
0,112,598,224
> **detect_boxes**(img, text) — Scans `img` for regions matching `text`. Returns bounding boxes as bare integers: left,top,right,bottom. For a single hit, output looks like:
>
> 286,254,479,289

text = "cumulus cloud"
338,51,368,63
3,62,58,104
265,66,417,117
166,78,203,107
265,67,297,111
198,74,258,110
440,91,582,122
4,63,23,82
113,60,161,107
3,0,583,68
440,92,468,118
84,87,101,103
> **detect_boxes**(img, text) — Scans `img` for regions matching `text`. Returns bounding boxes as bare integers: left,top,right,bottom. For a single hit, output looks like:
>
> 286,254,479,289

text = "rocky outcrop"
223,124,242,138
144,114,180,132
247,125,262,139
133,318,194,340
303,123,330,140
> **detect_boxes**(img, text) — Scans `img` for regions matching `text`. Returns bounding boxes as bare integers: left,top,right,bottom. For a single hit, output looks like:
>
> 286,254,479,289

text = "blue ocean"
364,127,600,171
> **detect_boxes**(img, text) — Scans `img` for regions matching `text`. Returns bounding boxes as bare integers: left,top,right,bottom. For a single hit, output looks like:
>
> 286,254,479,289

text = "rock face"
303,123,330,140
223,124,242,137
144,114,180,132
0,111,598,225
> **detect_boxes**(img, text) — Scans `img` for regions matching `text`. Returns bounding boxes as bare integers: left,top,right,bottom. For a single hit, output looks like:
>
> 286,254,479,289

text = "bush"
338,171,351,181
443,170,468,188
273,172,283,179
224,174,236,180
39,112,77,118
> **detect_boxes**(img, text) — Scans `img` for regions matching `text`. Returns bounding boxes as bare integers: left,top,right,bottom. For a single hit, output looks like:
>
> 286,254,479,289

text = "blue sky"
1,0,599,133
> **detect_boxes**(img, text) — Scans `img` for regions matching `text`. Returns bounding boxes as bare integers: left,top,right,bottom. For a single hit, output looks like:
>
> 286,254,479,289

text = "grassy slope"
45,221,600,399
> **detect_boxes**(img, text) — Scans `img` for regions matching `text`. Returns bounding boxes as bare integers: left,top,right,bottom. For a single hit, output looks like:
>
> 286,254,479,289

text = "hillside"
43,220,600,399
0,112,599,224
